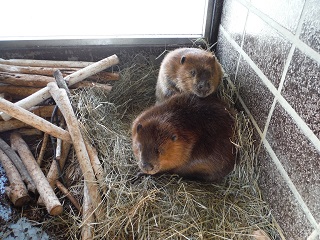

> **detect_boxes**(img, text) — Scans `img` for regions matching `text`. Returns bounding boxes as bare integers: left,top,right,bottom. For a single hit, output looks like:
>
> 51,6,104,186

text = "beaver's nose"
197,81,210,92
141,162,154,172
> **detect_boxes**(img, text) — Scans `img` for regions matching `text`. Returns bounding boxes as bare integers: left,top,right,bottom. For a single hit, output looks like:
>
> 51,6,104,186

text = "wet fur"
156,48,223,103
132,94,236,182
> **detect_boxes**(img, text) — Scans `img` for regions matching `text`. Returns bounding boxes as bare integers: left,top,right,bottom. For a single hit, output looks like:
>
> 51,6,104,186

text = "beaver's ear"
180,56,186,64
171,134,177,141
137,123,143,132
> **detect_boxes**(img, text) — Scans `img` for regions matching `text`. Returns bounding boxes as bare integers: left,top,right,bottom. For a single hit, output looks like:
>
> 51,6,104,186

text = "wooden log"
56,138,62,160
0,54,119,121
0,58,95,68
10,132,63,215
38,140,71,206
72,82,112,91
84,141,106,195
0,84,41,99
0,106,56,132
0,72,53,87
86,71,119,82
37,133,49,166
28,105,57,119
0,63,119,81
48,82,102,219
0,97,72,142
0,137,36,193
56,180,82,213
17,128,43,136
0,72,118,88
53,70,71,98
0,119,30,132
0,86,52,121
0,105,56,121
64,55,119,86
81,183,94,240
0,149,30,207
0,63,77,76
0,92,12,102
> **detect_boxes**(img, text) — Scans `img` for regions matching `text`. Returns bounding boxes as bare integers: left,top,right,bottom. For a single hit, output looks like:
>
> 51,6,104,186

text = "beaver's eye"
137,123,142,132
180,56,186,64
190,70,196,77
171,134,177,141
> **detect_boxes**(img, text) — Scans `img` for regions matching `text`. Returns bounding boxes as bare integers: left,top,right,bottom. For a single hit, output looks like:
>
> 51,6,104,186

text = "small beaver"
156,48,223,103
132,94,236,182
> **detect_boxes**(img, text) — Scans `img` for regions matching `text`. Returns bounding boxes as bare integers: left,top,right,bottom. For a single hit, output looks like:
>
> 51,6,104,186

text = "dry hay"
45,53,283,239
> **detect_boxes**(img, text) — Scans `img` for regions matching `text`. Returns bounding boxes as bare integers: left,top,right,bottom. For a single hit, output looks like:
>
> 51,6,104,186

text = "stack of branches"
0,55,119,239
0,57,119,99
42,53,283,240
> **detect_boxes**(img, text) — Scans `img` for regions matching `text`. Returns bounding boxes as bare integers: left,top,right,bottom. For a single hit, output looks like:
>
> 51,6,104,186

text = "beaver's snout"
195,80,211,97
141,162,154,172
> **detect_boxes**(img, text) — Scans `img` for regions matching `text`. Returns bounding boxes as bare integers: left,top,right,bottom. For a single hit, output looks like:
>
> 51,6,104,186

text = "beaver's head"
176,51,222,98
132,118,191,175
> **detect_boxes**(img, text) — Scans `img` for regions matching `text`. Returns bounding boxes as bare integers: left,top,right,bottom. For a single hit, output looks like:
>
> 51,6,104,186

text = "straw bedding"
44,52,282,239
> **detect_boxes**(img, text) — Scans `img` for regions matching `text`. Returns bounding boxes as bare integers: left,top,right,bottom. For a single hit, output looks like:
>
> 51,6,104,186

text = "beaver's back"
132,94,236,182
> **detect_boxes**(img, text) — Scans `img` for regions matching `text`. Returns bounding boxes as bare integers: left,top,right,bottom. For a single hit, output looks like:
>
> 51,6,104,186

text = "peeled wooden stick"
0,97,71,142
0,105,56,122
81,183,94,240
0,137,36,193
56,180,82,213
48,82,102,219
56,138,62,160
73,82,112,91
38,140,71,206
17,128,43,136
37,133,49,166
84,141,106,195
0,72,117,88
0,92,12,102
0,86,52,121
0,149,31,207
0,72,53,87
0,54,119,121
0,64,77,76
0,84,41,99
0,119,30,132
65,55,119,86
0,105,56,132
0,64,119,81
10,132,63,215
0,58,95,68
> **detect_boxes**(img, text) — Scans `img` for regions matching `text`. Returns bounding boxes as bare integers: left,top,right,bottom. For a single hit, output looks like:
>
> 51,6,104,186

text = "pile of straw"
44,53,282,239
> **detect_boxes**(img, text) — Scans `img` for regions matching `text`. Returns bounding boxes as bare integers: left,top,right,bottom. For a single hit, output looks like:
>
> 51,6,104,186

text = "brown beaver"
155,48,223,103
132,93,236,182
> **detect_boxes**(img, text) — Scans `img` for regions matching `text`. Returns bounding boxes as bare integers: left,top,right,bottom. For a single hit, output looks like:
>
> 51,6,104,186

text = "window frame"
0,0,222,49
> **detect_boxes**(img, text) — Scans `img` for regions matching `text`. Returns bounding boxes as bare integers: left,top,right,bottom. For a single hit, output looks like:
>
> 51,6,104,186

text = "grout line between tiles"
227,74,320,238
262,139,320,235
262,44,296,140
225,77,263,136
235,0,320,63
220,26,320,155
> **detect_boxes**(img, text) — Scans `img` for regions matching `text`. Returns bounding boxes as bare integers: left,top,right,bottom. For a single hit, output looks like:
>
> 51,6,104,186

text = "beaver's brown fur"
155,48,223,103
132,94,236,182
